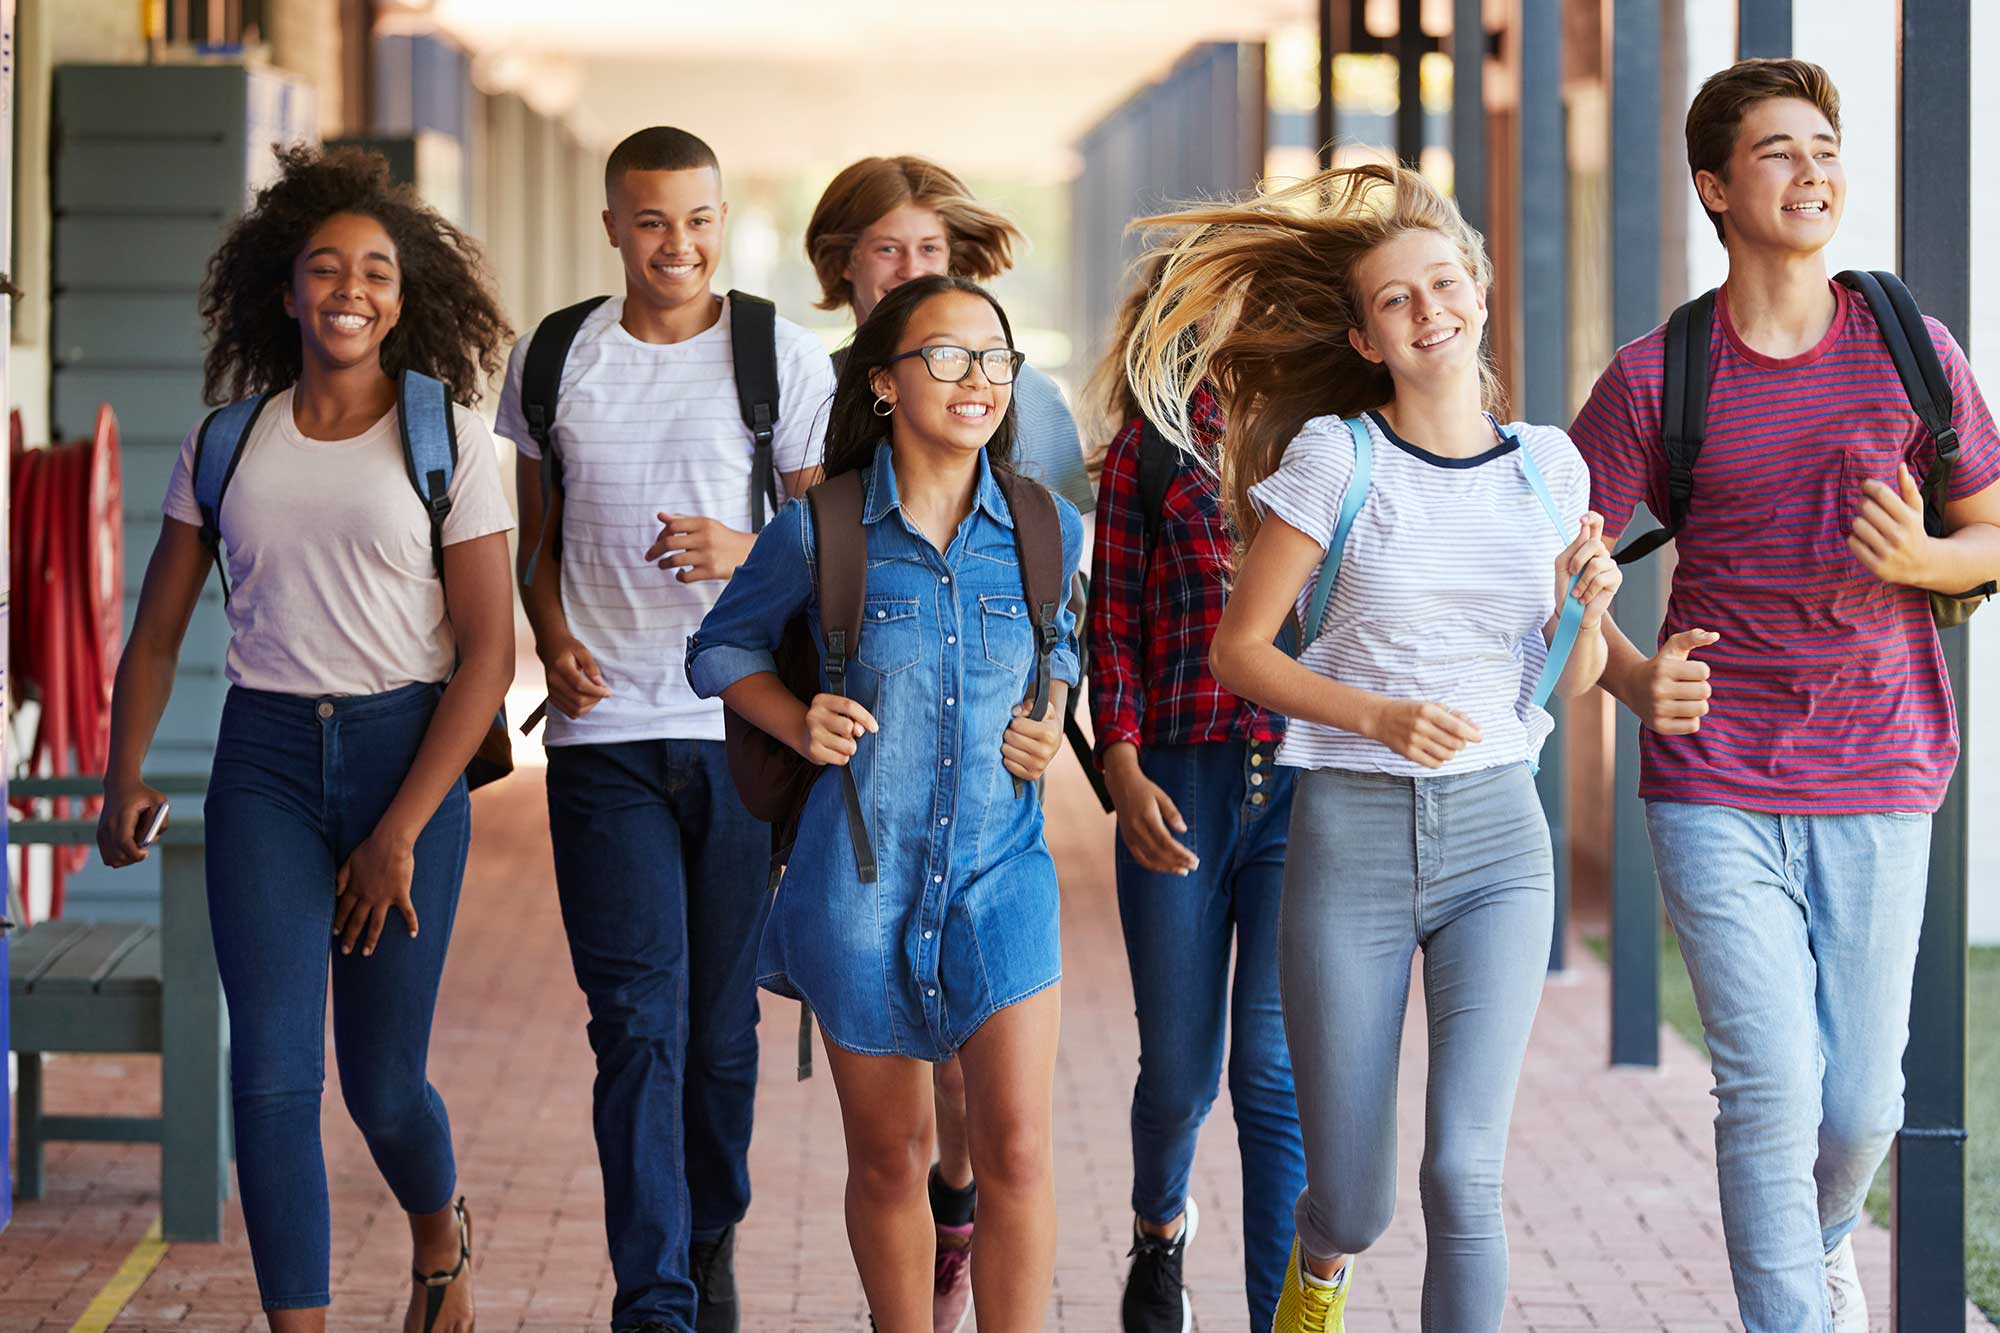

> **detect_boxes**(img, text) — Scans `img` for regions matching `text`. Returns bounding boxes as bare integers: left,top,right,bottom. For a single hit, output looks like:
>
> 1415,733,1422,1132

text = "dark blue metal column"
1397,0,1425,166
1607,0,1664,1066
1736,0,1792,60
1451,0,1486,236
1892,2,1972,1323
1519,0,1569,971
1318,0,1337,168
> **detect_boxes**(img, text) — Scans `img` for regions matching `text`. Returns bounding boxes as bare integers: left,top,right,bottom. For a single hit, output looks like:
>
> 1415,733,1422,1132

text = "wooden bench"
8,775,230,1241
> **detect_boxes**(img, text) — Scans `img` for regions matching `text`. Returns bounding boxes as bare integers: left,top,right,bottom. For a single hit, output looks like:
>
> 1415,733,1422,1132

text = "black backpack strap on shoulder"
1836,270,1995,603
1613,288,1716,565
729,290,783,532
1136,417,1178,554
995,471,1067,799
519,295,610,585
808,470,877,883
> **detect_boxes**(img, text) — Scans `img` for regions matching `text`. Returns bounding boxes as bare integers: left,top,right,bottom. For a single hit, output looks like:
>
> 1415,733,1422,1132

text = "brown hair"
1685,58,1842,244
805,156,1022,311
1125,163,1500,545
1080,254,1168,478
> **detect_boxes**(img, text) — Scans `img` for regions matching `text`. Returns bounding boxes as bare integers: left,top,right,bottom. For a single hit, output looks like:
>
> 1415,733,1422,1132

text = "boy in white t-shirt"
496,127,833,1333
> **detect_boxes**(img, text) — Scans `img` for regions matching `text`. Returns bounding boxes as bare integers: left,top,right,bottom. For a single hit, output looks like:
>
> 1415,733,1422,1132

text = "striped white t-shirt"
496,296,835,745
1248,411,1589,777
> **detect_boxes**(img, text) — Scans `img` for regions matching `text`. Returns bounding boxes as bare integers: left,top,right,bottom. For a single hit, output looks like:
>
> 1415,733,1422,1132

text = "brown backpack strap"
805,470,877,882
995,472,1068,799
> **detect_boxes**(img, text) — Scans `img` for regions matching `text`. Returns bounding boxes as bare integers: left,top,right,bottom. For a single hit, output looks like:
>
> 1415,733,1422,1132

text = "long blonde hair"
1125,163,1500,544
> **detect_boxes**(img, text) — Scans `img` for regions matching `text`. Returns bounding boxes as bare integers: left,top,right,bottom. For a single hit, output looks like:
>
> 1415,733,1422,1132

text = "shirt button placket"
926,560,962,1035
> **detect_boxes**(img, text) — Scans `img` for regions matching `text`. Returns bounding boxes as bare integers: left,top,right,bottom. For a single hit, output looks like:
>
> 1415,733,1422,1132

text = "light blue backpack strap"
1514,432,1585,714
1298,415,1374,650
189,393,272,600
398,370,458,580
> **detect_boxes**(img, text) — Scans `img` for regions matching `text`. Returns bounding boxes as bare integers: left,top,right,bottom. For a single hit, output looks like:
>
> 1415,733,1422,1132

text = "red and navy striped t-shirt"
1570,281,2000,815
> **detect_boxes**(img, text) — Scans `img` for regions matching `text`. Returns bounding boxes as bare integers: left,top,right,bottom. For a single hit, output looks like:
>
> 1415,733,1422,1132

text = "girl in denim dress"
688,275,1082,1332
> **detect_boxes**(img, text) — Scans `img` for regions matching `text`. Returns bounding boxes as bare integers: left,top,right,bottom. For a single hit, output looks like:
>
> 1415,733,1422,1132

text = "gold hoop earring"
872,395,896,417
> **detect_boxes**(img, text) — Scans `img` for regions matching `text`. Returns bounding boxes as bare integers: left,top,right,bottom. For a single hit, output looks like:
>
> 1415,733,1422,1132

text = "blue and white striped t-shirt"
1247,411,1589,777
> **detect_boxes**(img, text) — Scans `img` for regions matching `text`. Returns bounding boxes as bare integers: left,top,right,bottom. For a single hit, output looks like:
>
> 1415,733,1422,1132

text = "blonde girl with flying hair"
1128,163,1622,1332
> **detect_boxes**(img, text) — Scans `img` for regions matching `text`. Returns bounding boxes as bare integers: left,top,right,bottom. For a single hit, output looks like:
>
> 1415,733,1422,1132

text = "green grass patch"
1581,934,2000,1321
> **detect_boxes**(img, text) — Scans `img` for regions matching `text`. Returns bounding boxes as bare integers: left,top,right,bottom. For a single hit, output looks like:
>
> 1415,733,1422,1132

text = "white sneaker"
1824,1235,1869,1332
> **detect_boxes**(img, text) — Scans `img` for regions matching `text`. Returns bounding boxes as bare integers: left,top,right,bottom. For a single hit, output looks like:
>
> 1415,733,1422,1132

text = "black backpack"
1611,270,1996,627
516,290,784,733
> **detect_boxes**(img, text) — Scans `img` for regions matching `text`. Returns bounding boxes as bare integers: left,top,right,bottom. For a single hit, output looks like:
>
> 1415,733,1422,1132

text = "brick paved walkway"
5,760,1991,1331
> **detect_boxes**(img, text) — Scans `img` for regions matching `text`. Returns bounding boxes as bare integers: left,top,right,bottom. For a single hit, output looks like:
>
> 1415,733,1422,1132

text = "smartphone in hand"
140,801,170,847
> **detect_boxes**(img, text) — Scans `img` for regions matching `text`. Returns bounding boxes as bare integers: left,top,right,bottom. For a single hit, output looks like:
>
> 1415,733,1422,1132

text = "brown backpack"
723,465,1070,888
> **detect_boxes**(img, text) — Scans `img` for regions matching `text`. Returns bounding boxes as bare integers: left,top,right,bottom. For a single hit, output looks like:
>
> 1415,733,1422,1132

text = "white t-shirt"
162,387,516,697
496,295,834,745
1247,411,1589,777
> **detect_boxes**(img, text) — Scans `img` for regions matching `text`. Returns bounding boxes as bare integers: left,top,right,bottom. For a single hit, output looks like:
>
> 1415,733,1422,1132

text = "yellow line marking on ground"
68,1217,167,1333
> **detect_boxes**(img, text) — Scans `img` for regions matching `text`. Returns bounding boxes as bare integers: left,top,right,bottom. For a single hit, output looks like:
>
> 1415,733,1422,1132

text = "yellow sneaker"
1271,1238,1349,1332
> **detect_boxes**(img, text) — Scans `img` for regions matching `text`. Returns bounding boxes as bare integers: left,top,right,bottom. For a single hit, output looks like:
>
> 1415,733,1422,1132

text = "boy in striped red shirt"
1571,58,2000,1332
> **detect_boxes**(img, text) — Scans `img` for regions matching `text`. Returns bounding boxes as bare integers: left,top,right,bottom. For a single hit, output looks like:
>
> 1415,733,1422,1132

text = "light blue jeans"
1647,801,1932,1333
1279,763,1553,1333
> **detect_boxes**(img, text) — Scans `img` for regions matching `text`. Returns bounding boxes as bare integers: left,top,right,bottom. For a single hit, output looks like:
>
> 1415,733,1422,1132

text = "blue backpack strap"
189,393,273,601
1297,415,1374,649
1511,431,1585,715
398,370,458,581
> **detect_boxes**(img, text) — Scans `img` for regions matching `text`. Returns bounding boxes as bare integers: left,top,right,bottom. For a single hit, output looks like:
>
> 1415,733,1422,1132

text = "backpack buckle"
751,404,776,446
1665,465,1694,504
1933,425,1961,464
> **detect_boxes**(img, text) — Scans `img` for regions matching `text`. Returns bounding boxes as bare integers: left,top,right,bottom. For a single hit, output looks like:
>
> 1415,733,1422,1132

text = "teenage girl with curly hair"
97,145,516,1333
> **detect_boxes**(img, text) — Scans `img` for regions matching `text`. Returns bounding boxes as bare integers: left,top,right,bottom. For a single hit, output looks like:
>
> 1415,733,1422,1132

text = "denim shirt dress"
687,443,1084,1060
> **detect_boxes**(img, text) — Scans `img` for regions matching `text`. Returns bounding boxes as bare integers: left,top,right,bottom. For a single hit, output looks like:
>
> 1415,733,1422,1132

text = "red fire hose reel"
8,404,124,921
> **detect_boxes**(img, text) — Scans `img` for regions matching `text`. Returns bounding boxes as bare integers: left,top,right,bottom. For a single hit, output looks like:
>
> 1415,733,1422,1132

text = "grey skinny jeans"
1278,762,1553,1333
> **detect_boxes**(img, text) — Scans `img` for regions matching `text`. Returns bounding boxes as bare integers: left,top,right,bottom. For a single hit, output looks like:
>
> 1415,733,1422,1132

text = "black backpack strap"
729,290,783,532
519,295,611,585
807,470,876,883
1613,288,1716,565
1136,418,1178,554
1836,269,1995,602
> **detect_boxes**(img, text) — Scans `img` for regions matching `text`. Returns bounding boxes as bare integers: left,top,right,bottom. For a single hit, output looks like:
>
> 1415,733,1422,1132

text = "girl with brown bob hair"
1128,163,1620,1331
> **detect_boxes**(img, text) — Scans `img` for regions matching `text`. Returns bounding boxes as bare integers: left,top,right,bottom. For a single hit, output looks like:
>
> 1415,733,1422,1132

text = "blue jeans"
546,739,771,1333
1280,764,1553,1333
1116,740,1304,1330
1648,801,1931,1333
205,683,468,1311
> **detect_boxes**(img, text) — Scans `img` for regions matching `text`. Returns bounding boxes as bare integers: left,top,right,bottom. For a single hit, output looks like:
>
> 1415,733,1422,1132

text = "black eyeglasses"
884,345,1026,385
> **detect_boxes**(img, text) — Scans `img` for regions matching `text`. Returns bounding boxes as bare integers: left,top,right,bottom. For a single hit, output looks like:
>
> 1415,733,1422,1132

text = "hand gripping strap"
810,472,878,883
995,471,1067,799
1299,416,1375,647
190,393,273,601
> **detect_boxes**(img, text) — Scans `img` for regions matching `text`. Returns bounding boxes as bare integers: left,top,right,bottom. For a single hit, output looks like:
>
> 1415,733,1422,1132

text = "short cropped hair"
604,127,719,197
1685,58,1842,244
805,155,1022,311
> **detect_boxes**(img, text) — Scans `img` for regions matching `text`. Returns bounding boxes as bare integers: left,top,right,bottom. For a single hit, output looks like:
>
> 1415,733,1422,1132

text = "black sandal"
413,1196,473,1333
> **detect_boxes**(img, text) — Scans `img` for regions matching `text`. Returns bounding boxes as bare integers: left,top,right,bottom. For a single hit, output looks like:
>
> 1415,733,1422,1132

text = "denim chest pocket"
979,594,1035,672
857,598,922,675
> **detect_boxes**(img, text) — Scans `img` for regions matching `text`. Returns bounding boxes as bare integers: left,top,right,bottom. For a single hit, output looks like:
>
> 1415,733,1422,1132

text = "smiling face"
282,211,404,375
1697,96,1844,256
870,289,1014,458
1345,228,1488,389
603,165,727,312
846,202,952,322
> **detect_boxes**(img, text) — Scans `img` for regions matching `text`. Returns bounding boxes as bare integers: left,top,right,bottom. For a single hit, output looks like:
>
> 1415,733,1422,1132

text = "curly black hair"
199,144,511,405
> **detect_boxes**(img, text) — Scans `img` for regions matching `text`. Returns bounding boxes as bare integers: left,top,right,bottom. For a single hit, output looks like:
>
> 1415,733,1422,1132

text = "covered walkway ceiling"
424,0,1309,179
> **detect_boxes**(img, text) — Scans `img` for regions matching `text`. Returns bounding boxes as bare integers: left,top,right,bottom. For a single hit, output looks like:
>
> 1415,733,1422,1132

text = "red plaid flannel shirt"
1086,389,1283,755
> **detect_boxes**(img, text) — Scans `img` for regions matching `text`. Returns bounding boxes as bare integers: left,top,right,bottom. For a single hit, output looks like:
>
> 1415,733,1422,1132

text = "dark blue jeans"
1115,739,1305,1331
546,739,771,1333
204,682,468,1311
